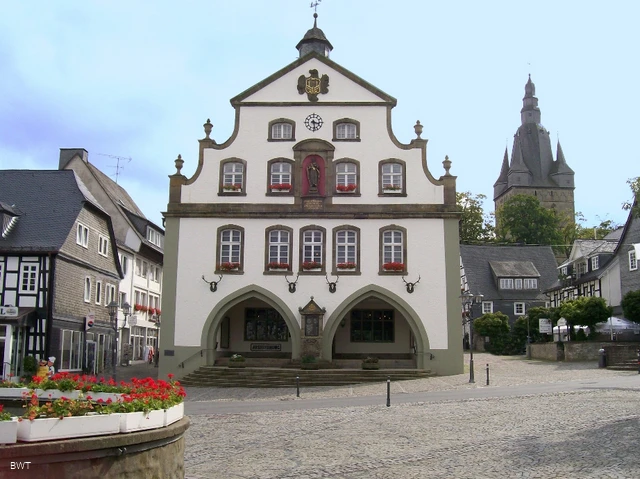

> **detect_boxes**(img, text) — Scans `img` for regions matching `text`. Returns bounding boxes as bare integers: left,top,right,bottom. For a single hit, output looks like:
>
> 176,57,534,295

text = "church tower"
494,76,575,227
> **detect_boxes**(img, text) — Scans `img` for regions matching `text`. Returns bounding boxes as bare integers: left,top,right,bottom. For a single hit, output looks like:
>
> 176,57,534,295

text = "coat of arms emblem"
297,69,329,102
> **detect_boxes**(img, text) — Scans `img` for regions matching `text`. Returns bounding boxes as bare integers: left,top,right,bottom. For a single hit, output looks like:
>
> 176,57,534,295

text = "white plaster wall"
181,104,444,205
601,259,622,308
174,216,449,349
242,58,386,103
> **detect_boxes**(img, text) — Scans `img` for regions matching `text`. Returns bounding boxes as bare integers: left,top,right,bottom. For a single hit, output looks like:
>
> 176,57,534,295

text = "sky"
1,1,638,230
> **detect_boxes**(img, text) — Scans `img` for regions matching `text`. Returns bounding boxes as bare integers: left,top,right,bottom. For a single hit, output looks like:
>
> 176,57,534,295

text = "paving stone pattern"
181,355,640,478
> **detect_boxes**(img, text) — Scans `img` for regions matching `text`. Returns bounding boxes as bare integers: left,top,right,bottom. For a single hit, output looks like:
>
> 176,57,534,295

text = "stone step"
179,366,433,387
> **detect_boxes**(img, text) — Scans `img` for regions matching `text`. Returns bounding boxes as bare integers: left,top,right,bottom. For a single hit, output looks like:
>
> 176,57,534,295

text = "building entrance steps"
179,366,433,388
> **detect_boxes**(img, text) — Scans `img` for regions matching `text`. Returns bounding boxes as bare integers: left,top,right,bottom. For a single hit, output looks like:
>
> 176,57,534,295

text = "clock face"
304,113,323,132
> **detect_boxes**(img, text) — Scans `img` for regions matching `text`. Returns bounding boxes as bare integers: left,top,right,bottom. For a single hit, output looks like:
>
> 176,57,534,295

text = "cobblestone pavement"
182,355,640,479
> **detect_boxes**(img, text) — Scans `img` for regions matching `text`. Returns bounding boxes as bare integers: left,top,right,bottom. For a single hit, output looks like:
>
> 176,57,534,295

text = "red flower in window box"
337,262,357,269
302,261,322,270
383,262,405,271
267,262,290,270
134,304,144,312
218,262,240,271
336,184,357,192
223,183,242,191
269,183,292,191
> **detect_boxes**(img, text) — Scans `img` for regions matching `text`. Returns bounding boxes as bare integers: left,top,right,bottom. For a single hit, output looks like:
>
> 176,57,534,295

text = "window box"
302,261,323,270
218,262,240,272
267,262,290,270
336,184,357,193
0,417,18,444
336,262,357,270
382,185,402,192
383,262,405,272
269,183,292,192
223,184,242,192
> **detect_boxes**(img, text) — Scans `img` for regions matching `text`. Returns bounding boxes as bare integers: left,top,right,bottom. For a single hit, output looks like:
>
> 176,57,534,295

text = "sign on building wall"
0,306,18,317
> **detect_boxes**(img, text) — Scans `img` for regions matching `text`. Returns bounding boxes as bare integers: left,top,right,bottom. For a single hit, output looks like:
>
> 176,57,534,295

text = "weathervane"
310,0,321,13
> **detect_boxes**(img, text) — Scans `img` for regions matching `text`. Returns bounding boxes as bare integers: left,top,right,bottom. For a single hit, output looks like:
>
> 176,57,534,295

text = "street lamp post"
107,301,131,383
460,291,484,384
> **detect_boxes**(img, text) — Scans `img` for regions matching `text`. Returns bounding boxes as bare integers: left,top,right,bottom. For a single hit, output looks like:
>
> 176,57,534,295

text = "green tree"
495,194,562,246
621,290,640,325
558,297,612,338
457,191,494,243
622,176,640,217
473,312,511,354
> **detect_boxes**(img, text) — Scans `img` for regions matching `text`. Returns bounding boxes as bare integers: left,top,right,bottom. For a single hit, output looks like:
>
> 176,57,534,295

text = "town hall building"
159,15,462,377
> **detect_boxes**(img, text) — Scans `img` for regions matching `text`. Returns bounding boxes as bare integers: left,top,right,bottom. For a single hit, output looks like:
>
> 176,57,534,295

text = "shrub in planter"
362,356,380,370
229,354,246,368
301,355,319,370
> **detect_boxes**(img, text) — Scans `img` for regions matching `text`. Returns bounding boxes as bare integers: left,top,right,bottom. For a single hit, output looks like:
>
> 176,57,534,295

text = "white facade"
160,29,462,377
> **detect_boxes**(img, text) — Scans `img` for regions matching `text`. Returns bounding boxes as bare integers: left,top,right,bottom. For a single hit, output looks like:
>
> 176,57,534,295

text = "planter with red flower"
336,262,357,270
218,262,240,272
268,183,292,192
0,405,18,444
336,184,357,193
267,262,290,271
383,262,405,272
302,261,323,271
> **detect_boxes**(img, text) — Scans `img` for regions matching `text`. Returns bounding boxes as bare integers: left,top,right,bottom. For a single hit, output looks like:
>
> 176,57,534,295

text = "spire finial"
310,1,321,14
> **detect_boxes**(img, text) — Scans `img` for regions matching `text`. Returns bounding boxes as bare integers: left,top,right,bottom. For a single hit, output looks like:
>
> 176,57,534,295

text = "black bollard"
296,376,300,397
637,350,640,375
486,363,490,386
386,376,390,407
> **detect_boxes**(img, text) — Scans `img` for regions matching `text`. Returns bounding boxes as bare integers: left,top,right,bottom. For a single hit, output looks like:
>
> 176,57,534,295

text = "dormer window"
591,256,599,271
147,228,164,248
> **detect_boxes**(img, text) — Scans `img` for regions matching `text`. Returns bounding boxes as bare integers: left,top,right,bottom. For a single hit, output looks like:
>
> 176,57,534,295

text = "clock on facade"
304,113,323,132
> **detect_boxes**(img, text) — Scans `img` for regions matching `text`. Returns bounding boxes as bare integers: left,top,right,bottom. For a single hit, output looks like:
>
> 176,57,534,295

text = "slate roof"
460,245,558,301
86,162,145,218
0,170,107,252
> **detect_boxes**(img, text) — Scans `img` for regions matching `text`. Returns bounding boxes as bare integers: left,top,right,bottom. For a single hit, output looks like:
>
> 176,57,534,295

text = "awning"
0,307,39,327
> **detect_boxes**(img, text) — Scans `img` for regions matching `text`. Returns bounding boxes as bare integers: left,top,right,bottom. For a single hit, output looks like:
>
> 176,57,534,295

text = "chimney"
59,148,89,170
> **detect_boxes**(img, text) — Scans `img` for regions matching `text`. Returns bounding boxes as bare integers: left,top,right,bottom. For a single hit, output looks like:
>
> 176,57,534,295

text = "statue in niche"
307,160,320,190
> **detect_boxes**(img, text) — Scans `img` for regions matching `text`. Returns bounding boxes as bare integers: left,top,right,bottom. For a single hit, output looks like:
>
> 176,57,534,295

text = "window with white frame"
84,277,91,303
515,278,523,289
60,329,84,370
271,122,293,140
142,261,148,278
302,230,323,266
222,162,244,191
98,235,109,257
499,278,514,289
106,284,117,305
95,281,102,305
269,162,292,190
149,295,160,315
561,266,568,276
577,262,587,277
382,229,404,268
76,223,89,248
336,122,357,139
134,290,147,312
119,254,128,275
119,291,127,308
381,163,403,191
336,229,357,269
591,256,599,270
135,258,148,278
219,228,242,269
524,278,538,289
147,228,163,248
629,250,637,271
482,301,493,314
20,264,37,293
268,230,290,269
336,162,357,192
150,265,161,283
514,302,525,315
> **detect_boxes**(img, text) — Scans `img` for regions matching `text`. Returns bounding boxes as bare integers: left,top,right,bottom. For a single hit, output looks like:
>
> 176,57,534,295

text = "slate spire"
521,74,541,125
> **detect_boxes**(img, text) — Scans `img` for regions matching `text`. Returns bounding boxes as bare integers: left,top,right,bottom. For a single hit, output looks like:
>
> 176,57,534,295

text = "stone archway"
201,284,301,362
322,285,430,369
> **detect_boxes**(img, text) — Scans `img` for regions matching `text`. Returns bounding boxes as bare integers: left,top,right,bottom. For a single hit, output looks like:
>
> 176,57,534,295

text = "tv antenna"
96,153,132,184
